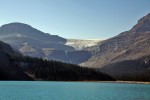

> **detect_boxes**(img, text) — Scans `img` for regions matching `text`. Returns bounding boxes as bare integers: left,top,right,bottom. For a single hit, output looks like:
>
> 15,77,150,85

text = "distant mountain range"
0,13,150,81
0,23,98,64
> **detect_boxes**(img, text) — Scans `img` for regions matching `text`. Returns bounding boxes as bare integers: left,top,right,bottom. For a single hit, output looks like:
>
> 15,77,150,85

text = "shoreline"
61,80,150,84
0,80,150,84
96,81,150,85
116,81,150,84
46,80,150,84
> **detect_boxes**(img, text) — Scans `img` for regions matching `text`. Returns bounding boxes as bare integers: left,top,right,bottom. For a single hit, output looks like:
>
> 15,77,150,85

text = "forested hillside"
100,55,150,82
9,54,115,81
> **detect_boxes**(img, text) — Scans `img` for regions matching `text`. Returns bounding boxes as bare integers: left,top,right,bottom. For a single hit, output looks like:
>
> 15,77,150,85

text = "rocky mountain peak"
0,22,32,29
131,13,150,32
82,13,150,68
0,22,66,43
138,13,150,23
0,22,42,35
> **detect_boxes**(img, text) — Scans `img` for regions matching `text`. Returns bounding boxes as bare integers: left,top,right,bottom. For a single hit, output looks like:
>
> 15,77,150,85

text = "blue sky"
0,0,150,39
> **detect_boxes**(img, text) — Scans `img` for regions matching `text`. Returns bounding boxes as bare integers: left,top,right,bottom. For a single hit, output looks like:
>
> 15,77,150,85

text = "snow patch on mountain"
65,39,102,50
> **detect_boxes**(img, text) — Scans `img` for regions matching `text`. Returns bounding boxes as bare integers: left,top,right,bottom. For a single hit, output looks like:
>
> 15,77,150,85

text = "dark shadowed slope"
0,41,32,80
100,55,150,82
10,55,115,81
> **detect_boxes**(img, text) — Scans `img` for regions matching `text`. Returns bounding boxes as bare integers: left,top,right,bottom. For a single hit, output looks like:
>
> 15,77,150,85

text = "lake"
0,81,150,100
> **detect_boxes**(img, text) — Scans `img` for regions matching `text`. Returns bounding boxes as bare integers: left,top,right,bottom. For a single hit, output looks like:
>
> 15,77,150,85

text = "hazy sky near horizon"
0,0,150,39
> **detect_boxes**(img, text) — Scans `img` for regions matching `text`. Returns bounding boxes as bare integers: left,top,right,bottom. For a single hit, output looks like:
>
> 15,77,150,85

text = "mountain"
81,13,150,68
0,23,72,52
0,13,150,81
0,23,66,43
0,40,114,81
0,22,94,64
0,41,32,80
79,13,150,81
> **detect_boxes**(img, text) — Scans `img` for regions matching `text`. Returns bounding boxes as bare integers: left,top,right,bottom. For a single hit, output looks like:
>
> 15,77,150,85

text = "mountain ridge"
0,13,150,81
0,22,95,64
0,22,66,43
81,13,150,67
0,13,150,68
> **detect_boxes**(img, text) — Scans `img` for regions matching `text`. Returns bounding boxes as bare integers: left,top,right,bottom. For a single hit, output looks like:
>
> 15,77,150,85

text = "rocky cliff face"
81,13,150,68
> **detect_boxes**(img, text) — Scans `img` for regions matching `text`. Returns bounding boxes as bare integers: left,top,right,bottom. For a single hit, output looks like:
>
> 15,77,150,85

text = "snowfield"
65,39,102,50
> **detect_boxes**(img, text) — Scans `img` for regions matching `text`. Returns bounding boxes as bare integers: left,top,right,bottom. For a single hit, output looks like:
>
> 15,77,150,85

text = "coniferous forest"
9,54,115,81
100,55,150,82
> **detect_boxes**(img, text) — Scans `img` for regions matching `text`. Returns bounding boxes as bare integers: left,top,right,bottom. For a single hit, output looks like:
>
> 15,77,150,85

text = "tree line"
100,55,150,82
10,54,115,81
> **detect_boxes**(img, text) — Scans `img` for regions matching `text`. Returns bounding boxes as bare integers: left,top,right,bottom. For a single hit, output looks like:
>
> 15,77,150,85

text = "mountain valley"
0,13,150,81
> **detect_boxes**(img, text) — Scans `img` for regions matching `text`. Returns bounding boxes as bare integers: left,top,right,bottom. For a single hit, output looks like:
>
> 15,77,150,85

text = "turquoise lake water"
0,81,150,100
